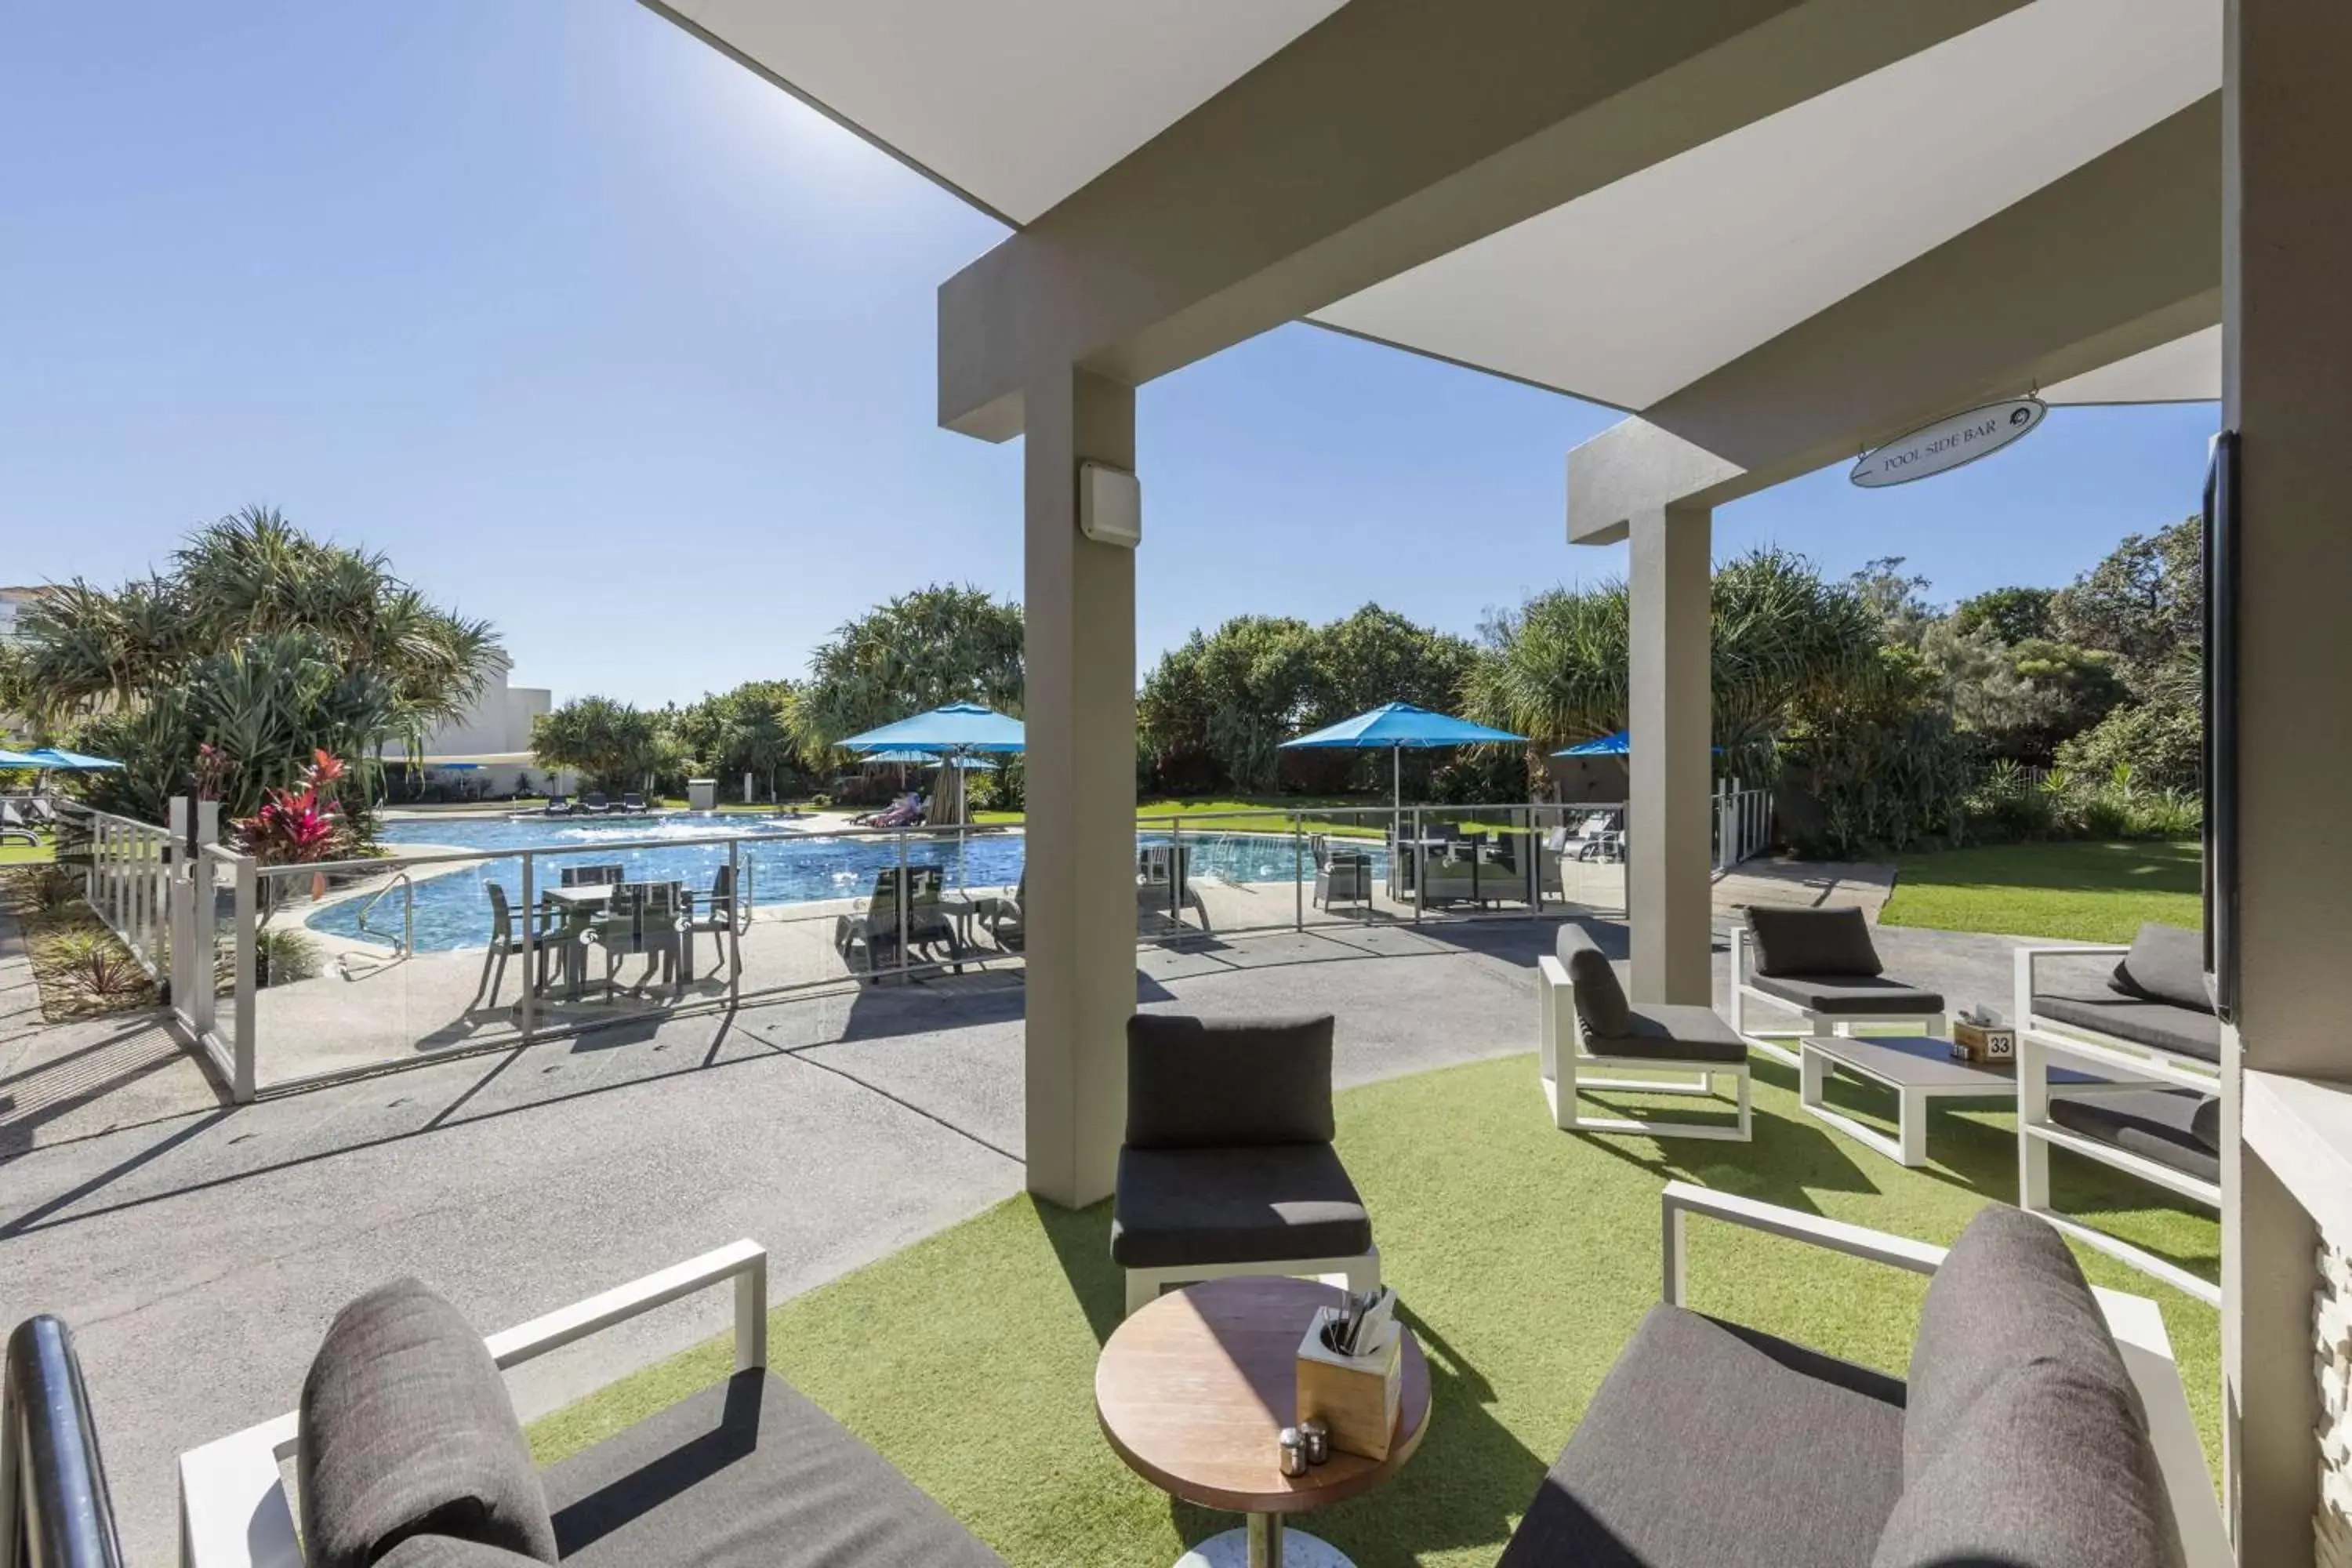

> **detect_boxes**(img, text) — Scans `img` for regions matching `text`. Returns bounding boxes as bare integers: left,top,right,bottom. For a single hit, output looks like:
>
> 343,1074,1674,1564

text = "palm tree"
16,506,502,821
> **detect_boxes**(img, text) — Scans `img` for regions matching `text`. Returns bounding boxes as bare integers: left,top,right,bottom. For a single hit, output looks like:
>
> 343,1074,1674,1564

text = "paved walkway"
0,910,2013,1566
0,899,225,1160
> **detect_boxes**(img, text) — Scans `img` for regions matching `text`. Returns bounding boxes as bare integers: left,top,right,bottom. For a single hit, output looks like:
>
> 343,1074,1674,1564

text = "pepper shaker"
1298,1418,1331,1465
1277,1426,1310,1477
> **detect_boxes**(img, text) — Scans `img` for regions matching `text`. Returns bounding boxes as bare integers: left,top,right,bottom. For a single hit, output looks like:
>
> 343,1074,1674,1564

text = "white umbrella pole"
1393,746,1402,842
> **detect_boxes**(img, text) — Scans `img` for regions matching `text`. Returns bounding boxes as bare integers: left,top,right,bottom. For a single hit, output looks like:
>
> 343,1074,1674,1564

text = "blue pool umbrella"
1551,730,1719,758
858,748,942,766
1280,702,1526,818
20,746,122,770
837,702,1025,754
0,748,44,768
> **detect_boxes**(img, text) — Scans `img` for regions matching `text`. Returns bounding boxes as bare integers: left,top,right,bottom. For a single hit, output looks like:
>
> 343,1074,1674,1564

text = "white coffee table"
1798,1034,2117,1168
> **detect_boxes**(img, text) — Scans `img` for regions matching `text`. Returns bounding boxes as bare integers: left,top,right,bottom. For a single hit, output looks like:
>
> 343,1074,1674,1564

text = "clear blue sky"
0,2,2221,709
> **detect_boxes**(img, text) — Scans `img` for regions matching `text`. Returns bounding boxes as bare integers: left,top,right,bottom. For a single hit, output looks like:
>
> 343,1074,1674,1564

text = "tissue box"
1950,1018,2015,1064
1297,1306,1403,1461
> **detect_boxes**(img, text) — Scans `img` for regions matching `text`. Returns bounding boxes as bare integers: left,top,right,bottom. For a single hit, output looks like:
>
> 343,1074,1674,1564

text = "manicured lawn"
0,838,54,865
529,1052,2218,1566
1880,840,2202,943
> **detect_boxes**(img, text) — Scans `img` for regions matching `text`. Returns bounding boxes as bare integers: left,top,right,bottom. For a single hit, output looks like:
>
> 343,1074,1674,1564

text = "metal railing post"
192,843,218,1041
895,829,909,982
519,850,536,1041
1170,818,1183,924
230,853,257,1102
1294,813,1305,932
1411,807,1424,924
728,838,742,1007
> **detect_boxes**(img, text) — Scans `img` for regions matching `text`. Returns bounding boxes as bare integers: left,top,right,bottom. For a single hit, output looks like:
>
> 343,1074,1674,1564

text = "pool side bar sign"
1850,397,2046,488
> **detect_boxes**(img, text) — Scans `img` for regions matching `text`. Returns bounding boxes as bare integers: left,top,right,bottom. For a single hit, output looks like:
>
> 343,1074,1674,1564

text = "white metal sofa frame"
1658,1181,2229,1566
177,1240,768,1568
2013,944,2222,1307
1537,952,1752,1142
1727,924,1948,1069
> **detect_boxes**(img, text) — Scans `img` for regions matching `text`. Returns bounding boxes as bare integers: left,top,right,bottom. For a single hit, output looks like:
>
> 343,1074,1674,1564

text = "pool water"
305,814,1388,953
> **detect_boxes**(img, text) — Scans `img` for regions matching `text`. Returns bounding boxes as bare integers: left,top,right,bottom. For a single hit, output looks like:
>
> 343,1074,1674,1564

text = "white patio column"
2221,2,2352,1557
1022,365,1138,1208
1625,504,1712,1004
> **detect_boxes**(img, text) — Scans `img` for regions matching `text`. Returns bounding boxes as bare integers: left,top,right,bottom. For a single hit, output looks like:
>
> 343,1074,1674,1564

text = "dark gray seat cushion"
1904,1205,2142,1483
2049,1090,2221,1185
2111,923,2212,1014
2031,991,2222,1064
299,1279,557,1568
1746,906,1882,978
1556,926,1631,1037
1496,1305,1905,1568
1748,972,1946,1016
544,1370,1007,1568
1585,1004,1748,1065
1111,1143,1371,1268
1125,1013,1334,1149
1873,1358,2184,1568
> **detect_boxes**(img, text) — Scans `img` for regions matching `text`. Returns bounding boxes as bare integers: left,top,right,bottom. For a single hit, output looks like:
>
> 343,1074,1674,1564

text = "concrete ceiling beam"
938,0,2027,441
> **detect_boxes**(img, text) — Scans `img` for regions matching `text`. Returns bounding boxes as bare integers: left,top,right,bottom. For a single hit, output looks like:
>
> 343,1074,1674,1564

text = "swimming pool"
305,814,1388,953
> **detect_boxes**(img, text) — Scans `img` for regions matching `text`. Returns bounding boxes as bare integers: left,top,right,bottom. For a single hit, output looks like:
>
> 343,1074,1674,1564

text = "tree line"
5,509,2200,858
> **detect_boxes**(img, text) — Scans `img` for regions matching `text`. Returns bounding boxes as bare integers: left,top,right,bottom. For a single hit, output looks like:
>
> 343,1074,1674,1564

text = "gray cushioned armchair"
1729,906,1947,1065
179,1243,1007,1568
1539,927,1751,1142
1111,1013,1379,1316
1494,1187,2227,1568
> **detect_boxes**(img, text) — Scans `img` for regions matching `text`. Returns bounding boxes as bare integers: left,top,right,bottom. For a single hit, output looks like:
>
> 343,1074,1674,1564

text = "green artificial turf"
1881,840,2203,942
528,1054,2220,1567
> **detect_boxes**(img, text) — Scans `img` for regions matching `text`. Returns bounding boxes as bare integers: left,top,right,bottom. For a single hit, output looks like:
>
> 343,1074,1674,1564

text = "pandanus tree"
1467,547,1888,781
16,506,501,824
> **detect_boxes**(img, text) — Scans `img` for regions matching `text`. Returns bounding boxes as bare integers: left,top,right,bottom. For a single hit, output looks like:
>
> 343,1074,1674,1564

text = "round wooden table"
1095,1277,1432,1568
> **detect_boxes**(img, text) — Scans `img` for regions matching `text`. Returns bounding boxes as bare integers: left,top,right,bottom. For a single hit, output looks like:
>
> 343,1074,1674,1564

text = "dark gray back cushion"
1125,1013,1334,1149
1745,906,1883,978
1904,1207,2140,1485
1556,926,1630,1039
300,1279,557,1568
1872,1359,2184,1568
2110,923,2213,1014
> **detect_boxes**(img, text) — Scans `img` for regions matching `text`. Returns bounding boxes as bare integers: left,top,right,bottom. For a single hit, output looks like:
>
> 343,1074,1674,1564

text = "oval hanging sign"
1850,397,2046,488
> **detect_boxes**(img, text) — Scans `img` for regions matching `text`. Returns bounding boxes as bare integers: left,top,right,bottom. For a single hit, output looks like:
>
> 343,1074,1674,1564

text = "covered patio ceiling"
646,0,2220,415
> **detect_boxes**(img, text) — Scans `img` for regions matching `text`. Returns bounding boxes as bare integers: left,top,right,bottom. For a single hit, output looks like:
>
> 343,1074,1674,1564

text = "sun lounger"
620,793,650,814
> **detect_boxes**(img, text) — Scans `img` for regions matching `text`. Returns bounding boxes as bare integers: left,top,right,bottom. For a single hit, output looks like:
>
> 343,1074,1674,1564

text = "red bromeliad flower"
238,752,348,866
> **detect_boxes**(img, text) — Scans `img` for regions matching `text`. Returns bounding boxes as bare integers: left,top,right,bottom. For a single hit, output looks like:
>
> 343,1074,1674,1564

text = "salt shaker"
1298,1418,1331,1465
1277,1426,1310,1477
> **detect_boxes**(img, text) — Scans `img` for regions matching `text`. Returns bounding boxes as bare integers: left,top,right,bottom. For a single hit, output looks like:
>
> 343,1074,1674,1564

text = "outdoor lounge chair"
1309,833,1371,911
2015,922,2221,1305
1490,1184,2226,1568
176,1243,1009,1568
977,871,1025,950
1728,905,1947,1066
580,792,611,814
1112,1012,1378,1316
1540,925,1751,1142
541,793,572,815
619,792,649,814
1136,843,1209,931
833,865,962,979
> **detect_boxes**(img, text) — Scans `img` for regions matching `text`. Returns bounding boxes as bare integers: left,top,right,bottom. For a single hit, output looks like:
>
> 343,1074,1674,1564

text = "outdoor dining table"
535,883,706,1001
1392,836,1516,909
